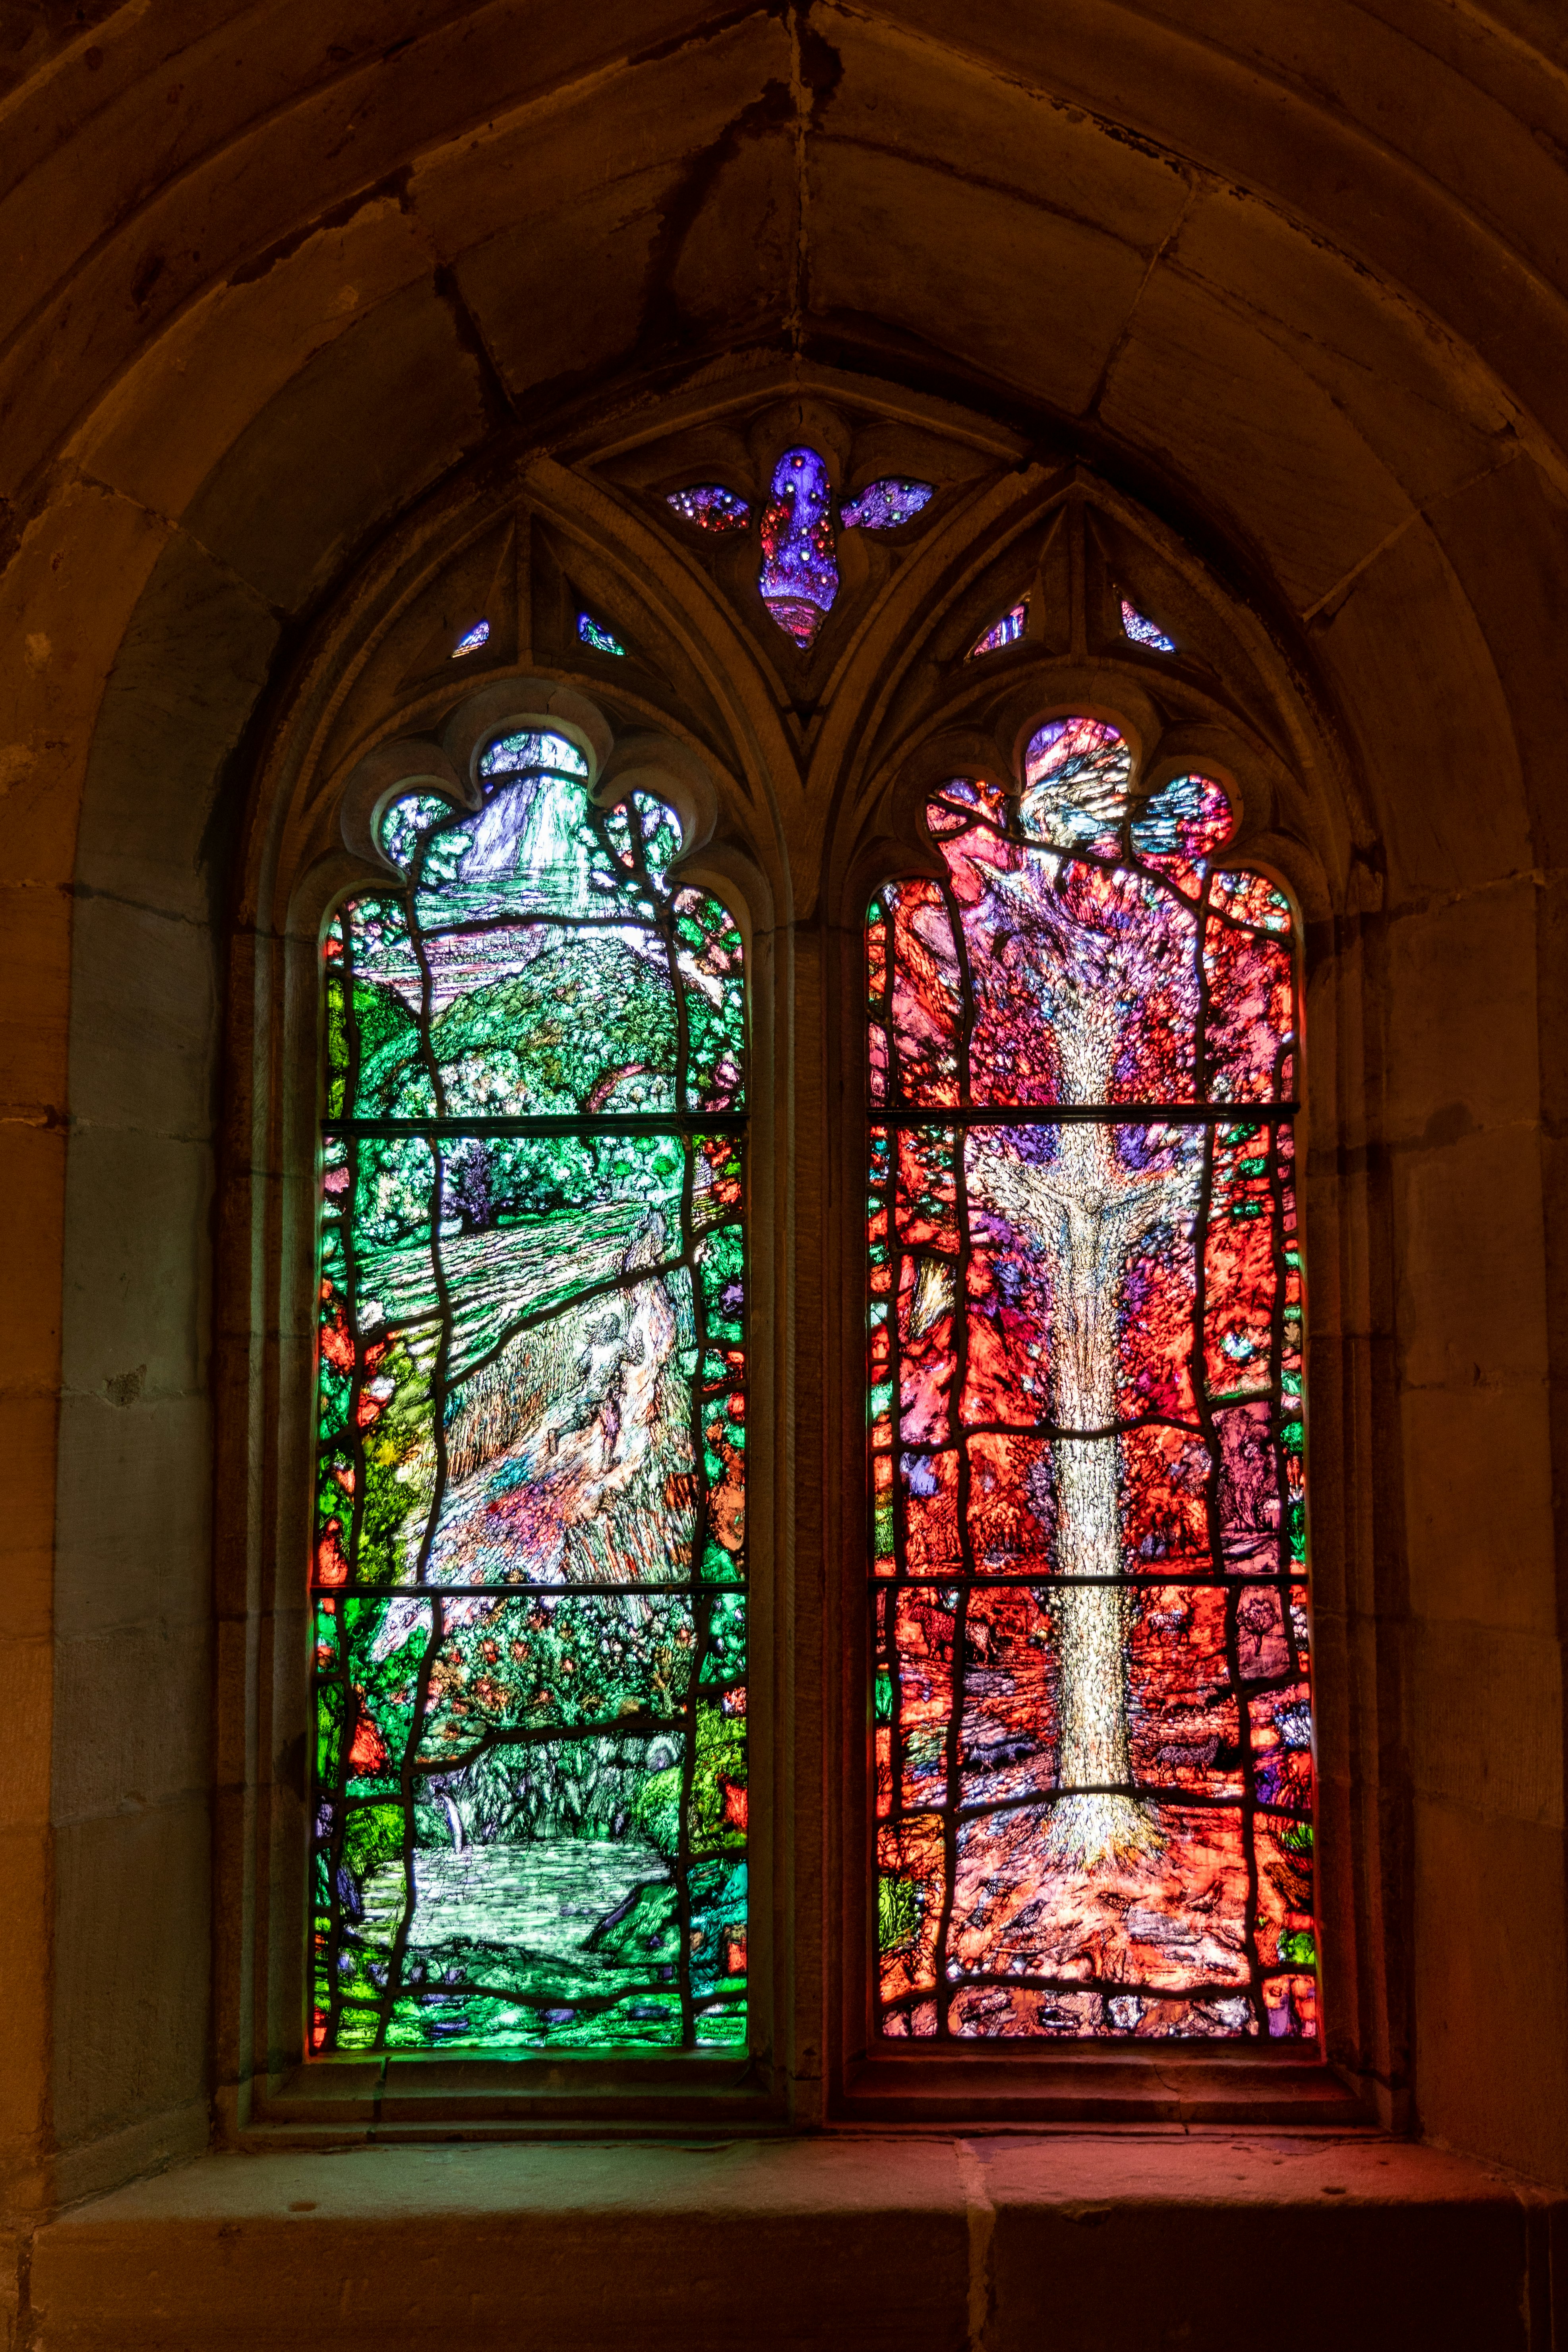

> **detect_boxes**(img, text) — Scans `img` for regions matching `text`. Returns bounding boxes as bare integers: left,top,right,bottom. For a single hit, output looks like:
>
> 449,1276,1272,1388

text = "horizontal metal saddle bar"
323,1113,748,1138
871,1103,1297,1126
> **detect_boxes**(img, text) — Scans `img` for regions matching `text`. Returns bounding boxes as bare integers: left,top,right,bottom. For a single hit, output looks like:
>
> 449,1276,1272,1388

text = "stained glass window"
867,717,1314,2043
970,600,1029,657
1121,599,1177,654
666,485,750,534
577,612,626,656
841,478,935,531
665,459,932,647
759,445,838,647
451,619,490,657
312,729,748,2056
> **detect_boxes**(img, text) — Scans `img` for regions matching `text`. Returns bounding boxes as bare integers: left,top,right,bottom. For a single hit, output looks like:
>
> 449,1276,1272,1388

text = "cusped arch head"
324,698,755,947
827,475,1357,933
236,446,813,954
443,680,614,794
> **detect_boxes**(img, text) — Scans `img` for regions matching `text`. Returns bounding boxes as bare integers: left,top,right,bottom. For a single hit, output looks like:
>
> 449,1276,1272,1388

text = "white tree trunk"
973,997,1193,1864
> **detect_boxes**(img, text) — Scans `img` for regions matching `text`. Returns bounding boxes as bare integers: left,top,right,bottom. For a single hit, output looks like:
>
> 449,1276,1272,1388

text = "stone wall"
2,0,1565,2266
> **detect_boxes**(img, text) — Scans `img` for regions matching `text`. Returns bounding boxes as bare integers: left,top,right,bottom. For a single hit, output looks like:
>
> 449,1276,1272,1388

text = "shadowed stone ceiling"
1,0,1564,633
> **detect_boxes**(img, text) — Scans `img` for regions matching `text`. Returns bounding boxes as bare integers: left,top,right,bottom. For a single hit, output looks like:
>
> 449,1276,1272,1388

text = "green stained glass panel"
311,736,747,2055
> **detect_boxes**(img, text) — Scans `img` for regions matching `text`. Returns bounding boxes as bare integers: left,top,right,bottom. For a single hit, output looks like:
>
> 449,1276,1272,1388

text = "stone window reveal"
228,387,1351,2125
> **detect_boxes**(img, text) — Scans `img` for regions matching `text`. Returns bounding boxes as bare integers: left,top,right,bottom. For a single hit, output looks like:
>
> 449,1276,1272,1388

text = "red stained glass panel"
867,734,1316,2042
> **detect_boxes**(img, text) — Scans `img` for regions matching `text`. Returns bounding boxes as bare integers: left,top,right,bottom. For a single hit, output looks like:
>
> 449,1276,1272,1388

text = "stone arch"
6,2,1564,2214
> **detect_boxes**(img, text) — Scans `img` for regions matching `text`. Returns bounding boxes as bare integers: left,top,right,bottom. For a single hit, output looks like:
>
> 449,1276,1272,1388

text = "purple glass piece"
969,599,1028,658
667,485,750,534
1121,598,1177,653
840,478,935,531
451,619,490,657
759,446,839,648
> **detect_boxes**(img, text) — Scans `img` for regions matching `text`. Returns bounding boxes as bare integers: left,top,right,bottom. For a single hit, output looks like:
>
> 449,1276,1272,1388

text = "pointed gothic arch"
207,370,1390,2131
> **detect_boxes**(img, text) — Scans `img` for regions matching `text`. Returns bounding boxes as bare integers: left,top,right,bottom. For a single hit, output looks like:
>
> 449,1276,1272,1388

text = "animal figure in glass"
867,720,1313,2042
666,461,933,647
312,730,748,2056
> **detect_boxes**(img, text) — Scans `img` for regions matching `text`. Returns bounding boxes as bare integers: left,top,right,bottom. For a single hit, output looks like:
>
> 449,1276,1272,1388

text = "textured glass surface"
759,445,839,647
970,600,1028,656
452,619,490,657
868,721,1314,2043
312,730,747,2055
841,478,935,531
578,612,626,656
1121,599,1177,653
666,485,750,534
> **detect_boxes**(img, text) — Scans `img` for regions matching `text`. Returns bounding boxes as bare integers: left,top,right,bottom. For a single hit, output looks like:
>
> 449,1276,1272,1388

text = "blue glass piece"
1121,599,1177,653
578,612,626,656
840,478,935,531
451,619,490,657
1129,773,1233,871
758,447,839,649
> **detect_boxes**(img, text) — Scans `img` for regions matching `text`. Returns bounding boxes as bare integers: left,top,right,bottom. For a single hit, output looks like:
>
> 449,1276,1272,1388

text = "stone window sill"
241,2045,1359,2134
27,2133,1564,2349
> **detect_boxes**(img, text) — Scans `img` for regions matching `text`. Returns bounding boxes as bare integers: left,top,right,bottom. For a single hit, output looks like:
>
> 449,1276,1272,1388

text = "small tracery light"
666,484,751,534
759,445,839,648
968,598,1029,658
1129,772,1233,873
577,612,626,656
1121,598,1177,653
451,619,490,657
666,461,934,650
840,478,935,531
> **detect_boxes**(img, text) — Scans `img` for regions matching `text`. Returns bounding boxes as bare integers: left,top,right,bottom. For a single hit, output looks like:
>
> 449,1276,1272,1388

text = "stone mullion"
782,913,828,2123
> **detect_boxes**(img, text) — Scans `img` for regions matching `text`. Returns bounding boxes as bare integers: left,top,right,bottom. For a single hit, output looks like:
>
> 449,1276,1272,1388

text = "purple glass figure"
759,446,839,648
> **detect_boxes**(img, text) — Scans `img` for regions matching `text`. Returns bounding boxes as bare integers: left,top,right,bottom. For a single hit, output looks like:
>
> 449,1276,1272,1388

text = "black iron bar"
325,1112,748,1140
872,1102,1296,1127
314,1579,748,1600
